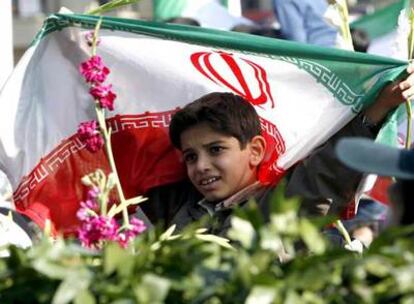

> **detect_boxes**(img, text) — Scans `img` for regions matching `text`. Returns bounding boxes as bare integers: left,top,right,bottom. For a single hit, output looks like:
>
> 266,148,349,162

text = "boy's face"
180,123,264,202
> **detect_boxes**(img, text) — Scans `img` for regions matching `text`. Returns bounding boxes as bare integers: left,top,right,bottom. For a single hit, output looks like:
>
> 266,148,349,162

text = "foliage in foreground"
1,188,414,304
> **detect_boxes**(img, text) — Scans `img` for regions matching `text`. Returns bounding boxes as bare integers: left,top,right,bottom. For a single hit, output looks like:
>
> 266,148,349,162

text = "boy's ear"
249,135,266,166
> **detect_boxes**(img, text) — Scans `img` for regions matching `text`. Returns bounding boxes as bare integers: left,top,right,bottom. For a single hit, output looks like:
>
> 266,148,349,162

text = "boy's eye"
209,146,224,154
183,153,197,163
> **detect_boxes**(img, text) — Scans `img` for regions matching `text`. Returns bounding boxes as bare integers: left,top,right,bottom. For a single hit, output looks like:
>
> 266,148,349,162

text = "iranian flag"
0,13,408,235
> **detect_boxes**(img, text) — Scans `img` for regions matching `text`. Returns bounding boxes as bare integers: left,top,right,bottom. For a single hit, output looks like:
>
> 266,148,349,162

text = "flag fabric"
153,0,251,29
350,0,409,57
0,13,408,235
350,0,411,206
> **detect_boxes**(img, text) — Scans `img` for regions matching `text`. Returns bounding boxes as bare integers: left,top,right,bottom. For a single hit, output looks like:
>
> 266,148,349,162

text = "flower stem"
89,16,130,227
338,0,353,50
91,18,103,57
96,104,130,226
336,219,352,246
405,100,412,149
405,8,414,149
86,0,142,16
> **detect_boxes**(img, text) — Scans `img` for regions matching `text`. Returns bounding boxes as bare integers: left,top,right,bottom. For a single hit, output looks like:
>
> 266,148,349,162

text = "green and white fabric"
350,0,410,57
0,13,408,233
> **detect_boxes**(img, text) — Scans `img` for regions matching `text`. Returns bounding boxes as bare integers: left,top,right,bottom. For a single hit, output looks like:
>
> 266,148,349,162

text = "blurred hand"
344,238,364,254
364,64,414,124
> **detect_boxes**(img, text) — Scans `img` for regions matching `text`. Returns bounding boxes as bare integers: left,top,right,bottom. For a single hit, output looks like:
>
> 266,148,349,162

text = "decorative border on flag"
13,110,175,206
13,110,285,208
260,118,285,155
13,137,86,205
279,57,364,113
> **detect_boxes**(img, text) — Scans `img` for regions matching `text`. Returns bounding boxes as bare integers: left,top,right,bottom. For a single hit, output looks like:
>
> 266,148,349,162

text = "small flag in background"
350,0,410,57
153,0,251,29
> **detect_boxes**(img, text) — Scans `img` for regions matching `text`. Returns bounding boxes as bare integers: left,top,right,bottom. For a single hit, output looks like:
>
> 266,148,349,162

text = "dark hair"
389,179,414,225
351,28,370,53
165,17,201,27
231,24,285,39
169,92,261,150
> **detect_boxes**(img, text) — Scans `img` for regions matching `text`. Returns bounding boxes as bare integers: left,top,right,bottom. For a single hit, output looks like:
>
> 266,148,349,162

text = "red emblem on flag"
191,51,275,108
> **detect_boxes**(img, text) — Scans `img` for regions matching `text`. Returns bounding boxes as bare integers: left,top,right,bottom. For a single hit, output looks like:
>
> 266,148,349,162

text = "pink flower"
90,84,117,111
79,55,110,84
76,208,90,221
117,217,147,248
87,187,100,201
85,31,101,47
78,215,119,249
77,120,104,152
76,188,100,221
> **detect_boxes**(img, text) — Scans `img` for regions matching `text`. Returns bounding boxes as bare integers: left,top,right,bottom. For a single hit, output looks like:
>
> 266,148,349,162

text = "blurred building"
12,0,154,63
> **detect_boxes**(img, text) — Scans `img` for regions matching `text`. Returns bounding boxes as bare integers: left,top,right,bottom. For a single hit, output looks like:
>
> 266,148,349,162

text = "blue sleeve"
304,0,337,46
273,0,337,47
273,0,307,43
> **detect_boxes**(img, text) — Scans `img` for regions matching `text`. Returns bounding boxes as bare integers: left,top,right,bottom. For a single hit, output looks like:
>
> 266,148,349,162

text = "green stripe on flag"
34,13,408,114
350,0,409,39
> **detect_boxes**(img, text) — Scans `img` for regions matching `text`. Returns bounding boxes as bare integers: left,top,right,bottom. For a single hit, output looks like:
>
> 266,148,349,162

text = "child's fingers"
402,86,414,100
407,63,414,74
399,69,414,91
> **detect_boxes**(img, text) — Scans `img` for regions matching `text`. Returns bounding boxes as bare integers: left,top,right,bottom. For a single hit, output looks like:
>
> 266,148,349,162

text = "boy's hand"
364,64,414,124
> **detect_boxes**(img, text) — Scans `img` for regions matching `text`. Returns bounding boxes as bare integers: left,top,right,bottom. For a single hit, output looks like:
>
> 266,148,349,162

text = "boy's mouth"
199,176,221,186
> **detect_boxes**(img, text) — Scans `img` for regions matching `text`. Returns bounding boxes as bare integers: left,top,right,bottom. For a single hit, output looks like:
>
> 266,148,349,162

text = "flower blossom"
90,84,117,111
79,55,110,84
85,31,101,47
77,120,104,152
117,217,147,248
76,187,100,221
78,215,120,249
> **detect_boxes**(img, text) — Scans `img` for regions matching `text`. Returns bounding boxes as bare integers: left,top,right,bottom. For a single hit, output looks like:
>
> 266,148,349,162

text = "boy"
142,67,414,235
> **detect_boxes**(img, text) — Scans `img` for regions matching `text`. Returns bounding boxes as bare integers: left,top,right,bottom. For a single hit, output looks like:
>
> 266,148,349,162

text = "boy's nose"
195,154,211,172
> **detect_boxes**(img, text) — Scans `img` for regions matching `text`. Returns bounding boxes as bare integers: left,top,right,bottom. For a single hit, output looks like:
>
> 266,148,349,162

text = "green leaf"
195,234,233,249
52,271,92,304
393,265,414,292
245,286,276,304
32,259,74,280
74,290,96,304
259,228,284,252
159,224,177,241
401,295,414,304
299,219,326,254
86,0,142,15
228,216,255,248
107,196,147,217
268,180,301,214
134,274,171,303
104,243,130,275
126,196,147,206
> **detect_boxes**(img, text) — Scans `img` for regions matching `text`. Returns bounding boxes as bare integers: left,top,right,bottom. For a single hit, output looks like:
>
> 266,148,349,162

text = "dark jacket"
141,115,377,235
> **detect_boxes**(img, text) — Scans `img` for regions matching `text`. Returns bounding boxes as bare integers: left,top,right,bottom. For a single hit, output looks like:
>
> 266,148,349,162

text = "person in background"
334,27,387,247
351,28,370,53
273,0,337,47
336,138,414,226
164,17,201,27
231,23,285,39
